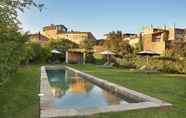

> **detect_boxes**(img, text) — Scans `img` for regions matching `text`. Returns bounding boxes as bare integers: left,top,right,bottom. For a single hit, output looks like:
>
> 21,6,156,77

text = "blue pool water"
46,69,137,109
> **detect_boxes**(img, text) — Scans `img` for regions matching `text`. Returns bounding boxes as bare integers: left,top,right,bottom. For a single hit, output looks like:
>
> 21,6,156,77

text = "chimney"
163,25,166,30
38,32,41,41
150,24,153,29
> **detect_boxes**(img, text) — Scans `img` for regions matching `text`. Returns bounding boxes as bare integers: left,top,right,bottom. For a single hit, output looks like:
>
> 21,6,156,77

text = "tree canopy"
0,0,43,26
48,39,79,62
103,31,123,51
0,0,43,84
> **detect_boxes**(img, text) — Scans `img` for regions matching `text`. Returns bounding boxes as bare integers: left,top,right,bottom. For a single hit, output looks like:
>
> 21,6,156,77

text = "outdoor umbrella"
51,49,61,63
137,50,160,66
51,49,61,54
100,50,115,64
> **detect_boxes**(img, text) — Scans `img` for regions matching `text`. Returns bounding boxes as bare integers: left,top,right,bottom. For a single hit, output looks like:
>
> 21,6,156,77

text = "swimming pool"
46,69,139,109
40,66,171,118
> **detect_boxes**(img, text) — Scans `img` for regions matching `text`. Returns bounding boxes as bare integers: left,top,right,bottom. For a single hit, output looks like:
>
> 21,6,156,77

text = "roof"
175,28,184,31
123,33,138,38
57,31,92,35
68,48,94,53
123,33,137,36
137,50,160,55
29,33,49,42
152,30,169,35
43,24,67,31
123,37,139,40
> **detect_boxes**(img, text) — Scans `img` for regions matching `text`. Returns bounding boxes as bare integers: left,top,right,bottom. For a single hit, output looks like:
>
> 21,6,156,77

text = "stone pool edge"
40,65,172,118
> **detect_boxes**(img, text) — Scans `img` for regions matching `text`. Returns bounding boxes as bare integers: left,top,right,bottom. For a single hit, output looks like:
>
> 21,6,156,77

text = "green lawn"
0,64,186,118
68,64,186,118
0,65,40,118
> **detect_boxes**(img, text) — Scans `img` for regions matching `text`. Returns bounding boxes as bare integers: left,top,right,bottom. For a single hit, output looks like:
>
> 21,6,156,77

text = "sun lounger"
102,62,114,68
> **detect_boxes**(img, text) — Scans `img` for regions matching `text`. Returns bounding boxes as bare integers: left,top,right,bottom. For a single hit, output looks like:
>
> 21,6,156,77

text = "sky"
18,0,186,39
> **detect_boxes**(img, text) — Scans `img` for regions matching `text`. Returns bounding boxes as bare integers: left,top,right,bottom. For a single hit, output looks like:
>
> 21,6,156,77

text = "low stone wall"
65,66,172,105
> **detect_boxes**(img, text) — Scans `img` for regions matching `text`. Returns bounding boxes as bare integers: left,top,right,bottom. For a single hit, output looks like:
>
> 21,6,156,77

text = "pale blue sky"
18,0,186,39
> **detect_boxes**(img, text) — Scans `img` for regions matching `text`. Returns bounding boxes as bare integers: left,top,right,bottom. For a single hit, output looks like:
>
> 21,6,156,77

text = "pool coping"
40,65,172,118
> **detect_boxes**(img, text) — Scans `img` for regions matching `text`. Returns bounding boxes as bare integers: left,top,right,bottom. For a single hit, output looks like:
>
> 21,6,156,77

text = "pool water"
46,69,137,109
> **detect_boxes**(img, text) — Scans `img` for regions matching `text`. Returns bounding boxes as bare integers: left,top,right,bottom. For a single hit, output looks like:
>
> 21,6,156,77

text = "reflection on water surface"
47,69,131,109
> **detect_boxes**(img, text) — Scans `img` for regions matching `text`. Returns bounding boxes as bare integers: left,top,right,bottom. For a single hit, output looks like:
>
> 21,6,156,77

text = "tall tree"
0,0,43,26
0,0,43,84
79,39,96,49
48,39,79,62
103,31,123,51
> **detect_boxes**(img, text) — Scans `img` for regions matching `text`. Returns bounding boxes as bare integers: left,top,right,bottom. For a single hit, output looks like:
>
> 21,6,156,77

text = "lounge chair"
139,65,160,72
102,62,114,68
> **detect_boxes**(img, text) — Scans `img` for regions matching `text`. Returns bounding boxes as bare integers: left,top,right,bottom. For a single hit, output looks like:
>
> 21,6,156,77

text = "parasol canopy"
51,49,61,54
137,50,160,56
99,50,115,64
137,50,160,68
100,50,115,55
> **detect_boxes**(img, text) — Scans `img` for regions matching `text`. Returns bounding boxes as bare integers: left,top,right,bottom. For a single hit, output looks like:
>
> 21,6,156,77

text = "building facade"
29,32,49,44
143,26,186,54
30,24,96,45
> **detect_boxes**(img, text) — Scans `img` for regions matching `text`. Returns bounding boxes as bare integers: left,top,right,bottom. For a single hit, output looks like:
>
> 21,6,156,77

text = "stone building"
143,26,186,54
122,33,142,48
29,32,49,44
30,24,96,45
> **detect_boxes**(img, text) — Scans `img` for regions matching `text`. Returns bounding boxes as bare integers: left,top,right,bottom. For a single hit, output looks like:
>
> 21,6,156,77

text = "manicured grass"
0,64,186,118
0,65,40,118
68,64,186,118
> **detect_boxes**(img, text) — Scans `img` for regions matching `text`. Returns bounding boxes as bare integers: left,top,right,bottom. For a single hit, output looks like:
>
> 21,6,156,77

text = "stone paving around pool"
40,66,172,118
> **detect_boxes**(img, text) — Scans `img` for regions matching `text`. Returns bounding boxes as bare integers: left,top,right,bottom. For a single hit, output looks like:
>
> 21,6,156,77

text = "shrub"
22,42,51,64
0,0,43,84
158,57,185,74
0,24,28,83
48,39,78,63
161,62,184,74
93,54,107,65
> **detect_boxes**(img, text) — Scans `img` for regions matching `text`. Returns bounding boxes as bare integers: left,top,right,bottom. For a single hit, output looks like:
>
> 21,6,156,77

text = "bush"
0,0,43,84
93,54,106,65
0,24,28,83
161,60,186,74
161,62,185,74
22,42,51,64
48,39,78,63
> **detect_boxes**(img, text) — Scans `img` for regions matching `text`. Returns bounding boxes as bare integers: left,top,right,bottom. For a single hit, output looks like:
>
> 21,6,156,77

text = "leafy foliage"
23,42,51,64
102,31,136,65
103,31,123,51
118,41,134,57
48,39,79,62
0,0,43,84
79,39,96,49
171,40,186,57
0,24,28,83
0,0,43,26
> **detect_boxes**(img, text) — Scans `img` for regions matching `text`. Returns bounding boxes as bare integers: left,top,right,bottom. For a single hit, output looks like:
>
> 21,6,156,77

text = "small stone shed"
66,49,94,64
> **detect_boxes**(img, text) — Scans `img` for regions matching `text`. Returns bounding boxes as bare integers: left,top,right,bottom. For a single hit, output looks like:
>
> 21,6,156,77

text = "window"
152,34,161,42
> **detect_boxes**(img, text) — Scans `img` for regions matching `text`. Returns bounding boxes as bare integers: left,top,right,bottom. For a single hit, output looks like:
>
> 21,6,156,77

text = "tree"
118,41,134,57
48,39,79,62
79,39,96,49
117,40,134,63
0,24,29,83
0,0,43,26
103,31,123,52
0,0,43,84
171,40,186,57
23,42,51,64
